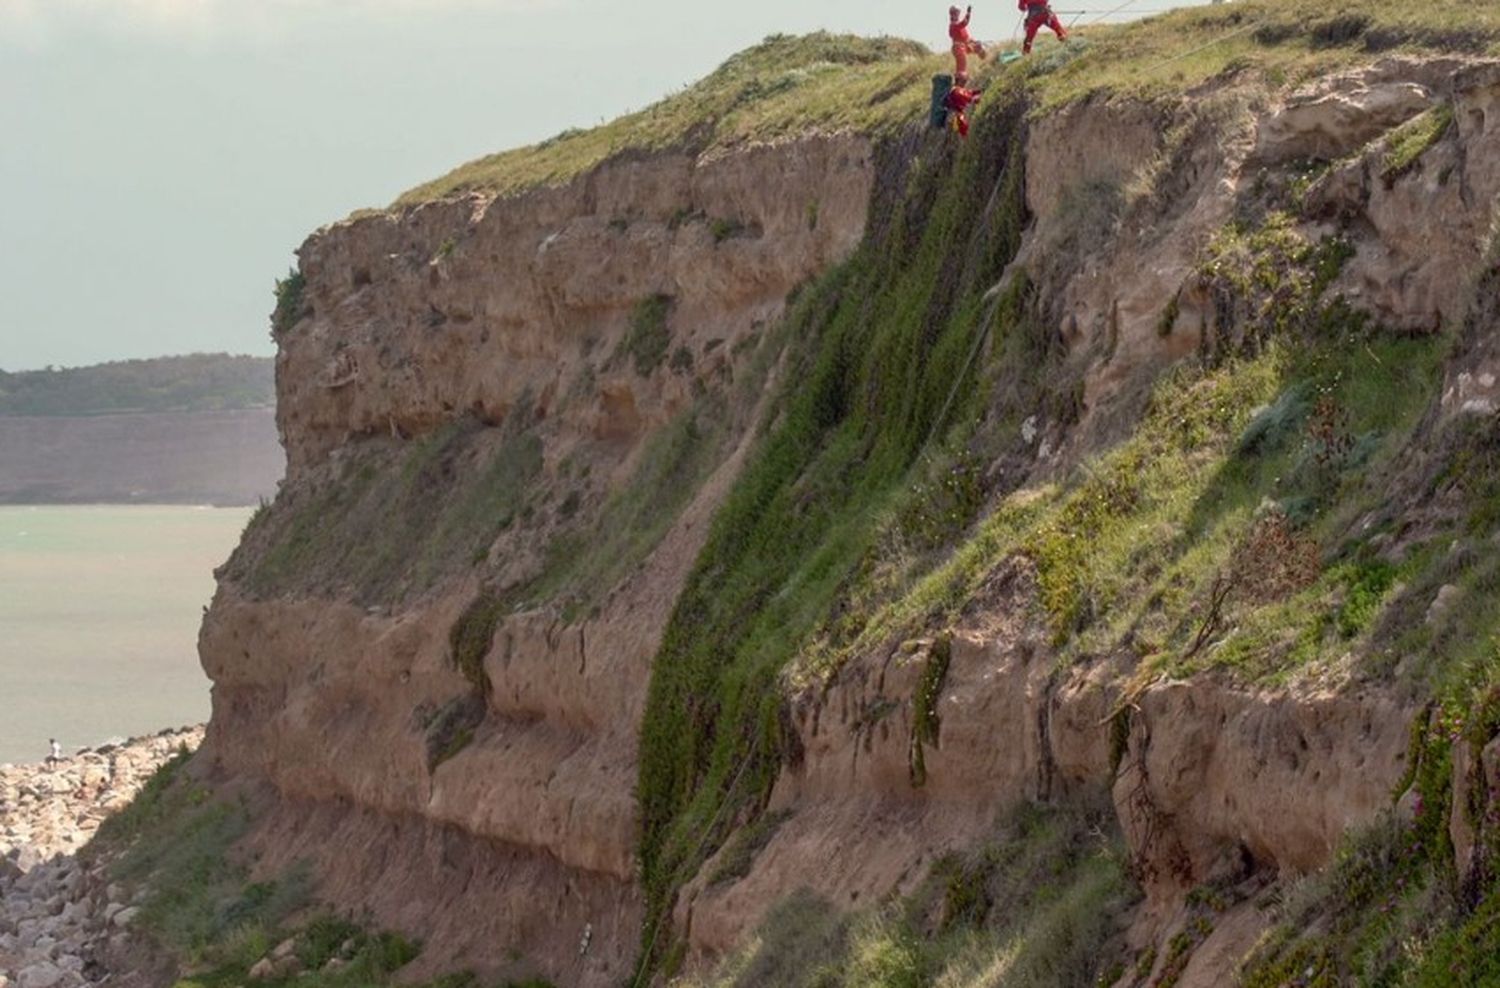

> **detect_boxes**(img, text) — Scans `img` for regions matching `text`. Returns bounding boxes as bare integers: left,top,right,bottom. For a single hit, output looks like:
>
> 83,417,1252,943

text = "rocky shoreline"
0,727,203,988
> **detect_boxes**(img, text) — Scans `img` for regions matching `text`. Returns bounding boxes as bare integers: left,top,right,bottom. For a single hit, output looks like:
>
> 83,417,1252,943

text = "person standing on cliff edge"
1019,0,1068,54
46,738,63,767
949,5,986,76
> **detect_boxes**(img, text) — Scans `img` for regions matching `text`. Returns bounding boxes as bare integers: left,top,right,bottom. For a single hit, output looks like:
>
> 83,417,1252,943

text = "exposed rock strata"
679,55,1500,982
200,135,876,985
196,54,1500,988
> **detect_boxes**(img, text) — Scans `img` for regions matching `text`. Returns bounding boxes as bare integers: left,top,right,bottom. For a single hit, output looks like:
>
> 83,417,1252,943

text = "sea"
0,505,251,766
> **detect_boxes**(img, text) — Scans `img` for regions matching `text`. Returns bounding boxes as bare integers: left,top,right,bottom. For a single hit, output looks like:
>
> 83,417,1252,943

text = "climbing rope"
630,756,754,988
1134,17,1266,74
1079,0,1149,27
922,287,1007,454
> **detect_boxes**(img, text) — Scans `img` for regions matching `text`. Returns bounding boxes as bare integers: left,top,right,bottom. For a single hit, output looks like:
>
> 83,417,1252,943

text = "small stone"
248,958,276,981
110,907,139,929
1427,584,1463,626
17,963,64,988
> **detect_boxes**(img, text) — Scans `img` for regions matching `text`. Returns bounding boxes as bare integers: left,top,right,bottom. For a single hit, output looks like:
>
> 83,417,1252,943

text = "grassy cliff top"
394,34,935,206
1017,0,1500,109
394,1,1500,208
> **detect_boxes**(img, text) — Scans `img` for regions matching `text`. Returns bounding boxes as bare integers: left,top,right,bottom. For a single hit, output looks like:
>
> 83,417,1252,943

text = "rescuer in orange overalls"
949,5,987,76
944,73,983,138
1019,0,1068,54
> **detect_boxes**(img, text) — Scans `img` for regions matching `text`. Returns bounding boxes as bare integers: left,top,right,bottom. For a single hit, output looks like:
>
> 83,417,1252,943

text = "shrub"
449,593,505,693
272,267,309,336
711,218,748,244
1383,104,1454,181
620,295,674,375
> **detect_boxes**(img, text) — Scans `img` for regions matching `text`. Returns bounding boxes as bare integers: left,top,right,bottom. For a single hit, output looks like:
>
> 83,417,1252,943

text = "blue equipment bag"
930,74,953,129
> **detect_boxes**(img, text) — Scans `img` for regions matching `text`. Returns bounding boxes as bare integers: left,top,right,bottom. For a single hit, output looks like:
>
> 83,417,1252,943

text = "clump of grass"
233,425,543,604
908,637,951,788
784,202,1446,700
711,218,749,244
449,594,506,693
422,693,487,768
1383,103,1455,181
272,268,308,337
93,758,504,988
618,295,674,376
518,398,733,621
92,746,194,847
681,802,1135,988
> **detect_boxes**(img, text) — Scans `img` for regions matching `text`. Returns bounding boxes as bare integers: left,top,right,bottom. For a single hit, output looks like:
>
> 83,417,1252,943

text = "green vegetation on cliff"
621,8,1500,979
233,423,544,602
91,754,555,988
635,91,1035,976
0,354,273,417
683,802,1135,988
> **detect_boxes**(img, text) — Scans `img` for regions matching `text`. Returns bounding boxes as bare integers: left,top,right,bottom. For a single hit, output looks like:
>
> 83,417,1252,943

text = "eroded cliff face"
194,44,1500,988
200,135,874,986
276,138,872,477
674,56,1500,985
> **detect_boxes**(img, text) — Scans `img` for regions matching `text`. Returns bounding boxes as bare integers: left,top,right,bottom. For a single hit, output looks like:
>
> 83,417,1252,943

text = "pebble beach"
0,727,203,988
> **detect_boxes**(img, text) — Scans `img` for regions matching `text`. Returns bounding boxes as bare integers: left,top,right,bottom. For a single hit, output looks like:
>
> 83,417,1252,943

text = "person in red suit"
944,73,983,138
949,5,987,76
1019,0,1068,54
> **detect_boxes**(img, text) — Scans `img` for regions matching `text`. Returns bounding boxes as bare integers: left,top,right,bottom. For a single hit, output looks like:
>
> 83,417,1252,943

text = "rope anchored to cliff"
631,755,755,987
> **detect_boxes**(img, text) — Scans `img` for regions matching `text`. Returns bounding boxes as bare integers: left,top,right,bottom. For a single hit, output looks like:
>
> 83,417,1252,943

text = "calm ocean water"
0,505,251,765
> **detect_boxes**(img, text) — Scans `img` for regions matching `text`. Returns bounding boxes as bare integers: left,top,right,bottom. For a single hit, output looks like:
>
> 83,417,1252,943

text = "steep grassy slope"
634,92,1037,974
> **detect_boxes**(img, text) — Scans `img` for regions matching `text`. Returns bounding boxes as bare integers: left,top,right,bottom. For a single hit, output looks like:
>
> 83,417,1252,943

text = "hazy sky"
0,0,1197,371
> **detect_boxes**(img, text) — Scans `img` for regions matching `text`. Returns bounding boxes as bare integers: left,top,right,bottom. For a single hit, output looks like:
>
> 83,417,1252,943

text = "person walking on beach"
46,738,63,767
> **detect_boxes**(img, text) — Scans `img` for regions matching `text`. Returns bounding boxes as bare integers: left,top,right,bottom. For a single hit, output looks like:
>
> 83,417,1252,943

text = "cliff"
97,8,1500,988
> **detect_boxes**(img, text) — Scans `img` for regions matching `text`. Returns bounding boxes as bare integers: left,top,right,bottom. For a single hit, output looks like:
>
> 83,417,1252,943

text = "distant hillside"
0,354,274,417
